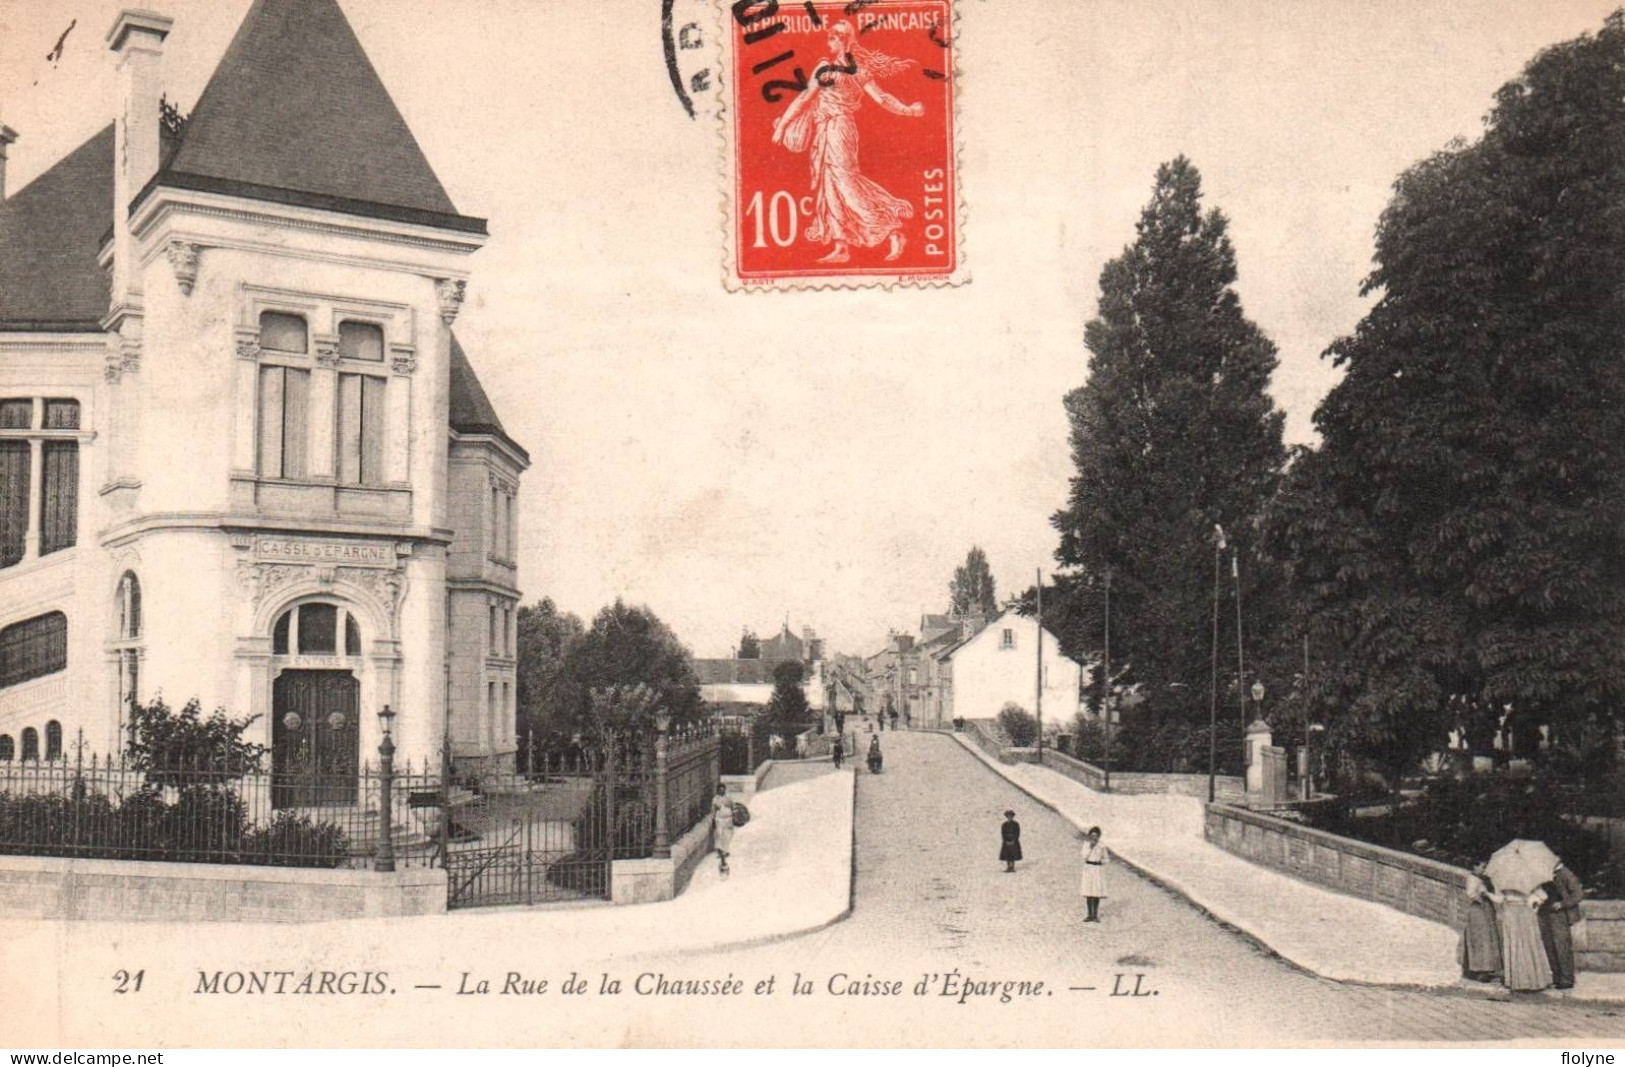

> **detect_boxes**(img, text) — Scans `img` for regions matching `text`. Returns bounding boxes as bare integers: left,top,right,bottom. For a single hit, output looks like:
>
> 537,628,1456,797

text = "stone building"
0,0,527,777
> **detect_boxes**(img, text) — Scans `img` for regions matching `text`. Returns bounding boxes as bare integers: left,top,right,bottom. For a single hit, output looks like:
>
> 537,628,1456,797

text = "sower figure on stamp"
1000,810,1022,873
771,20,924,265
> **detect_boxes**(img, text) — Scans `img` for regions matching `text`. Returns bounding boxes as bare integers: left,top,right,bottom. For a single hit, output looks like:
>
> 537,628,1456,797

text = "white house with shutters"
931,612,1082,727
0,0,527,777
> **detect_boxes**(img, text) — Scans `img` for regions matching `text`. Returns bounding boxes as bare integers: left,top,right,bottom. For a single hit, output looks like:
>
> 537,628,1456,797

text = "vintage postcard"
2,0,1625,1053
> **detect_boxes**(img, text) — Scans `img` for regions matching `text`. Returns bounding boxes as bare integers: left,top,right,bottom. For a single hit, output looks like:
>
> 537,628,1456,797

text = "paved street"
646,731,1625,1045
11,732,1625,1047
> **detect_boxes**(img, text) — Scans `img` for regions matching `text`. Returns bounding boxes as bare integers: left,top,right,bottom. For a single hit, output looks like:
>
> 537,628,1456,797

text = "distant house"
933,612,1081,727
695,623,825,713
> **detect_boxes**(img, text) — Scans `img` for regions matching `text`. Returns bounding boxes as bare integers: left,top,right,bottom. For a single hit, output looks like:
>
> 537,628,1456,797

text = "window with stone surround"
257,312,311,479
336,372,386,486
0,611,67,690
0,398,80,566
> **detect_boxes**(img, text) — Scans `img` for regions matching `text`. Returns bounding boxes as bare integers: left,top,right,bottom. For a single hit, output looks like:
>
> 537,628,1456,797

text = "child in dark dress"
1000,810,1022,873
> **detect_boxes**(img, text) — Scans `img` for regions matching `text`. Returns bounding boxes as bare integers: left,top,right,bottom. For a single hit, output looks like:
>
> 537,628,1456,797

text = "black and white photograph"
2,0,1625,1051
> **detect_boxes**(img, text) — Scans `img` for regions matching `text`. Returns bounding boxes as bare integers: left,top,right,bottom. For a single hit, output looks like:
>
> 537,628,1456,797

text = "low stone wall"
1040,748,1245,802
0,855,446,922
1204,802,1470,929
611,815,714,905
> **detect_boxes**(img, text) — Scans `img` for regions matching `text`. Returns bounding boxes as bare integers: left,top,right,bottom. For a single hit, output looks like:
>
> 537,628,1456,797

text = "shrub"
243,812,349,868
0,785,349,867
997,703,1038,747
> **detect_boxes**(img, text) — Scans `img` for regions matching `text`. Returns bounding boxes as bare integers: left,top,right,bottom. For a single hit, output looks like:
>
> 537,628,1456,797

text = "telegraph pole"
1035,568,1043,762
1103,568,1112,792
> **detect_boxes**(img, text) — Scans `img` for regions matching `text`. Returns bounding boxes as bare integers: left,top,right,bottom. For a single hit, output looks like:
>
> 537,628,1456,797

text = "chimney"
107,10,173,308
0,125,16,201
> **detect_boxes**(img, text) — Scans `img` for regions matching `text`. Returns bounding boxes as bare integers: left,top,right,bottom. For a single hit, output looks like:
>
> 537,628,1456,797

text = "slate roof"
693,659,780,686
450,334,527,461
152,0,483,233
0,126,114,330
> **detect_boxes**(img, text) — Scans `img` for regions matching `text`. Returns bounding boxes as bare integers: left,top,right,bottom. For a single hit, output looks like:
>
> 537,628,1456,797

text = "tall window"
257,312,310,479
0,398,79,565
1000,628,1015,650
20,727,38,761
45,720,62,760
115,573,143,729
0,735,11,761
0,611,68,689
336,373,385,486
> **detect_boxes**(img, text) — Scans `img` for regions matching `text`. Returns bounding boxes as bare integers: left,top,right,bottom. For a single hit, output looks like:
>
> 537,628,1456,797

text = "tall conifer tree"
1053,157,1286,719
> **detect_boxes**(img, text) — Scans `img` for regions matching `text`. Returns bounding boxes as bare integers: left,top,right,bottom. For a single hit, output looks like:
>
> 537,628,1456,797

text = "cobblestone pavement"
646,731,1625,1045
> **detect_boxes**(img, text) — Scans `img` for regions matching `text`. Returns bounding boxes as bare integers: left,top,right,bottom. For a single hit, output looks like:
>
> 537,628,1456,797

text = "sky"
1,0,1618,660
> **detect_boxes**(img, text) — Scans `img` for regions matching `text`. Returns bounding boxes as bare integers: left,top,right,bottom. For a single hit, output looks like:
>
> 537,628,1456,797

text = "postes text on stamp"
723,0,960,289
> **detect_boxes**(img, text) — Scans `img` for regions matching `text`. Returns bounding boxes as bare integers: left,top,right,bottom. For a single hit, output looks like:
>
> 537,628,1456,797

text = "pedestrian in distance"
1537,862,1584,992
832,733,845,769
711,783,735,879
1000,810,1022,873
1080,826,1110,922
867,734,883,773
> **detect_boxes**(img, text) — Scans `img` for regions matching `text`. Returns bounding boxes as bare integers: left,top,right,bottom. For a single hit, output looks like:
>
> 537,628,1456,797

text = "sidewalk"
0,766,857,972
953,733,1625,1000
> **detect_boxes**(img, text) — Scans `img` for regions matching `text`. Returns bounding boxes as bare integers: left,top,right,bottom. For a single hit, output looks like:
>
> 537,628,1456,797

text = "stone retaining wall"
1042,748,1245,803
0,856,446,922
1202,802,1625,972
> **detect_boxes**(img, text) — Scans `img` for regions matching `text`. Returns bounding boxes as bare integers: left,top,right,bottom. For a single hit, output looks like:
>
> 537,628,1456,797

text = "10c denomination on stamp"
723,0,962,289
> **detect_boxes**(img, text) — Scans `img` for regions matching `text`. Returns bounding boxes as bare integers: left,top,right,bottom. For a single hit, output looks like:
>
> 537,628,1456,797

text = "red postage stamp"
723,0,961,289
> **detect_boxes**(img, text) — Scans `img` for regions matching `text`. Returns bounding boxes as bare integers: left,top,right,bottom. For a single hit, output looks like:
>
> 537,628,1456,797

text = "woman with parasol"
1484,838,1559,992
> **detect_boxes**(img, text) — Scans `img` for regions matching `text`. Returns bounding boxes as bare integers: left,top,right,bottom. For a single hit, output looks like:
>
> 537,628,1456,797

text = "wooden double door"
271,670,361,809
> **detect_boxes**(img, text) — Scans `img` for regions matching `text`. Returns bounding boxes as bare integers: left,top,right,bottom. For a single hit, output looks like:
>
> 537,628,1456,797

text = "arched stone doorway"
269,600,365,809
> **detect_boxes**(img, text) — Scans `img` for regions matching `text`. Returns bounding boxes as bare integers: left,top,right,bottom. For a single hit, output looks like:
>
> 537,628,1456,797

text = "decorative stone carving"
488,470,518,495
390,346,417,376
103,337,141,381
435,278,466,325
313,335,341,367
165,241,201,296
234,329,262,361
338,567,406,619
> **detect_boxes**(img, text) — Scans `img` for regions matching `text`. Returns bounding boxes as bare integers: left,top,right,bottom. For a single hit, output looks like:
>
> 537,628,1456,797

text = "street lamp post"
1209,525,1225,803
374,704,397,874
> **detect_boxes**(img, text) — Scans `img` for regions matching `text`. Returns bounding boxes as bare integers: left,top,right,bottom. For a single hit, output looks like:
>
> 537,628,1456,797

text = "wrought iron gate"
442,738,647,909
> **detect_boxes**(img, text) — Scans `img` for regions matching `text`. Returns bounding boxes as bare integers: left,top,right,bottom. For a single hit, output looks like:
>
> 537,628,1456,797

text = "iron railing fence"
663,723,721,847
0,745,444,869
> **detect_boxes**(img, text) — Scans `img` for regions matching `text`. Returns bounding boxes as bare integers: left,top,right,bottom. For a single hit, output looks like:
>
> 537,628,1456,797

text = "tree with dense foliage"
1052,156,1287,728
766,660,811,724
948,546,999,618
737,628,762,659
1268,14,1625,782
553,599,704,731
516,597,586,747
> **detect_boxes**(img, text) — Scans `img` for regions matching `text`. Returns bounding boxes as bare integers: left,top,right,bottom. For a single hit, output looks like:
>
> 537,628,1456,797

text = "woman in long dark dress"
1000,810,1022,873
